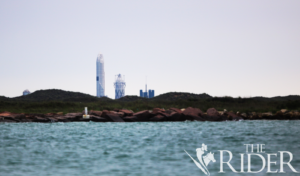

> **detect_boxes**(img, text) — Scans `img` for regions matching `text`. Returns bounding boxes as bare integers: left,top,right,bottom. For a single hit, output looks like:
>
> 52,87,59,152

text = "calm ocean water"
0,121,300,176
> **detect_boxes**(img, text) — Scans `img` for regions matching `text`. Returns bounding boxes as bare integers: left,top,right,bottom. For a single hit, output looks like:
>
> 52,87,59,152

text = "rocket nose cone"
97,54,104,62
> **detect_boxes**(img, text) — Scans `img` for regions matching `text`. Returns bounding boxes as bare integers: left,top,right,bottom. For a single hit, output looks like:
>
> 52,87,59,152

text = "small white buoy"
83,107,90,119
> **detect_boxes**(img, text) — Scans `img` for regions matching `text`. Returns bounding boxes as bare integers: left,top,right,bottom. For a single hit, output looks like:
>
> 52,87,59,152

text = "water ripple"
0,121,300,176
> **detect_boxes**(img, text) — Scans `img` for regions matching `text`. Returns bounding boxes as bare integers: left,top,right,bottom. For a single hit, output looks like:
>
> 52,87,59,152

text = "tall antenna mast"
145,76,147,92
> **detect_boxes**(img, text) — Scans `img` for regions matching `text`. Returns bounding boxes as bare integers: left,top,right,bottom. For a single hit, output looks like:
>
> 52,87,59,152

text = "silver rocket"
96,54,105,97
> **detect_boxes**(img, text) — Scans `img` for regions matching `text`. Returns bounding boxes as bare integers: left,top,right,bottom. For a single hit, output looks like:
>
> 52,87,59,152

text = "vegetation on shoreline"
0,89,300,114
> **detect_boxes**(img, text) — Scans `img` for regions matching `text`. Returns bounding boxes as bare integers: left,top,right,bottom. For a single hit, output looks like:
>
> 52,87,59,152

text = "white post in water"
83,107,90,119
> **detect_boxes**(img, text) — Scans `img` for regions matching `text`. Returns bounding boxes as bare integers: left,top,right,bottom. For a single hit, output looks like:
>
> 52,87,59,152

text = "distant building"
148,89,154,98
140,84,155,98
23,89,30,96
96,53,105,97
140,90,143,97
114,74,126,99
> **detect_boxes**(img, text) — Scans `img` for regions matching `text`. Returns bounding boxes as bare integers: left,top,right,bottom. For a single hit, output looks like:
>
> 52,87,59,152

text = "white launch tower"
96,54,105,97
114,74,126,99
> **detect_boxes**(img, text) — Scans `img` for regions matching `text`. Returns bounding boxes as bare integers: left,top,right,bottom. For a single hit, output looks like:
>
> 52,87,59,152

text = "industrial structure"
96,54,105,97
140,84,155,98
23,89,30,96
114,74,126,99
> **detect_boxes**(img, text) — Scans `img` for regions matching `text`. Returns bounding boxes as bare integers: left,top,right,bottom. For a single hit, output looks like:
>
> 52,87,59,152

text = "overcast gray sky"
0,0,299,99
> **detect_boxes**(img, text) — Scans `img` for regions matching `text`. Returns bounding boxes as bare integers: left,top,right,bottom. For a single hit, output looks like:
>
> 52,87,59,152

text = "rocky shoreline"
0,108,299,123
